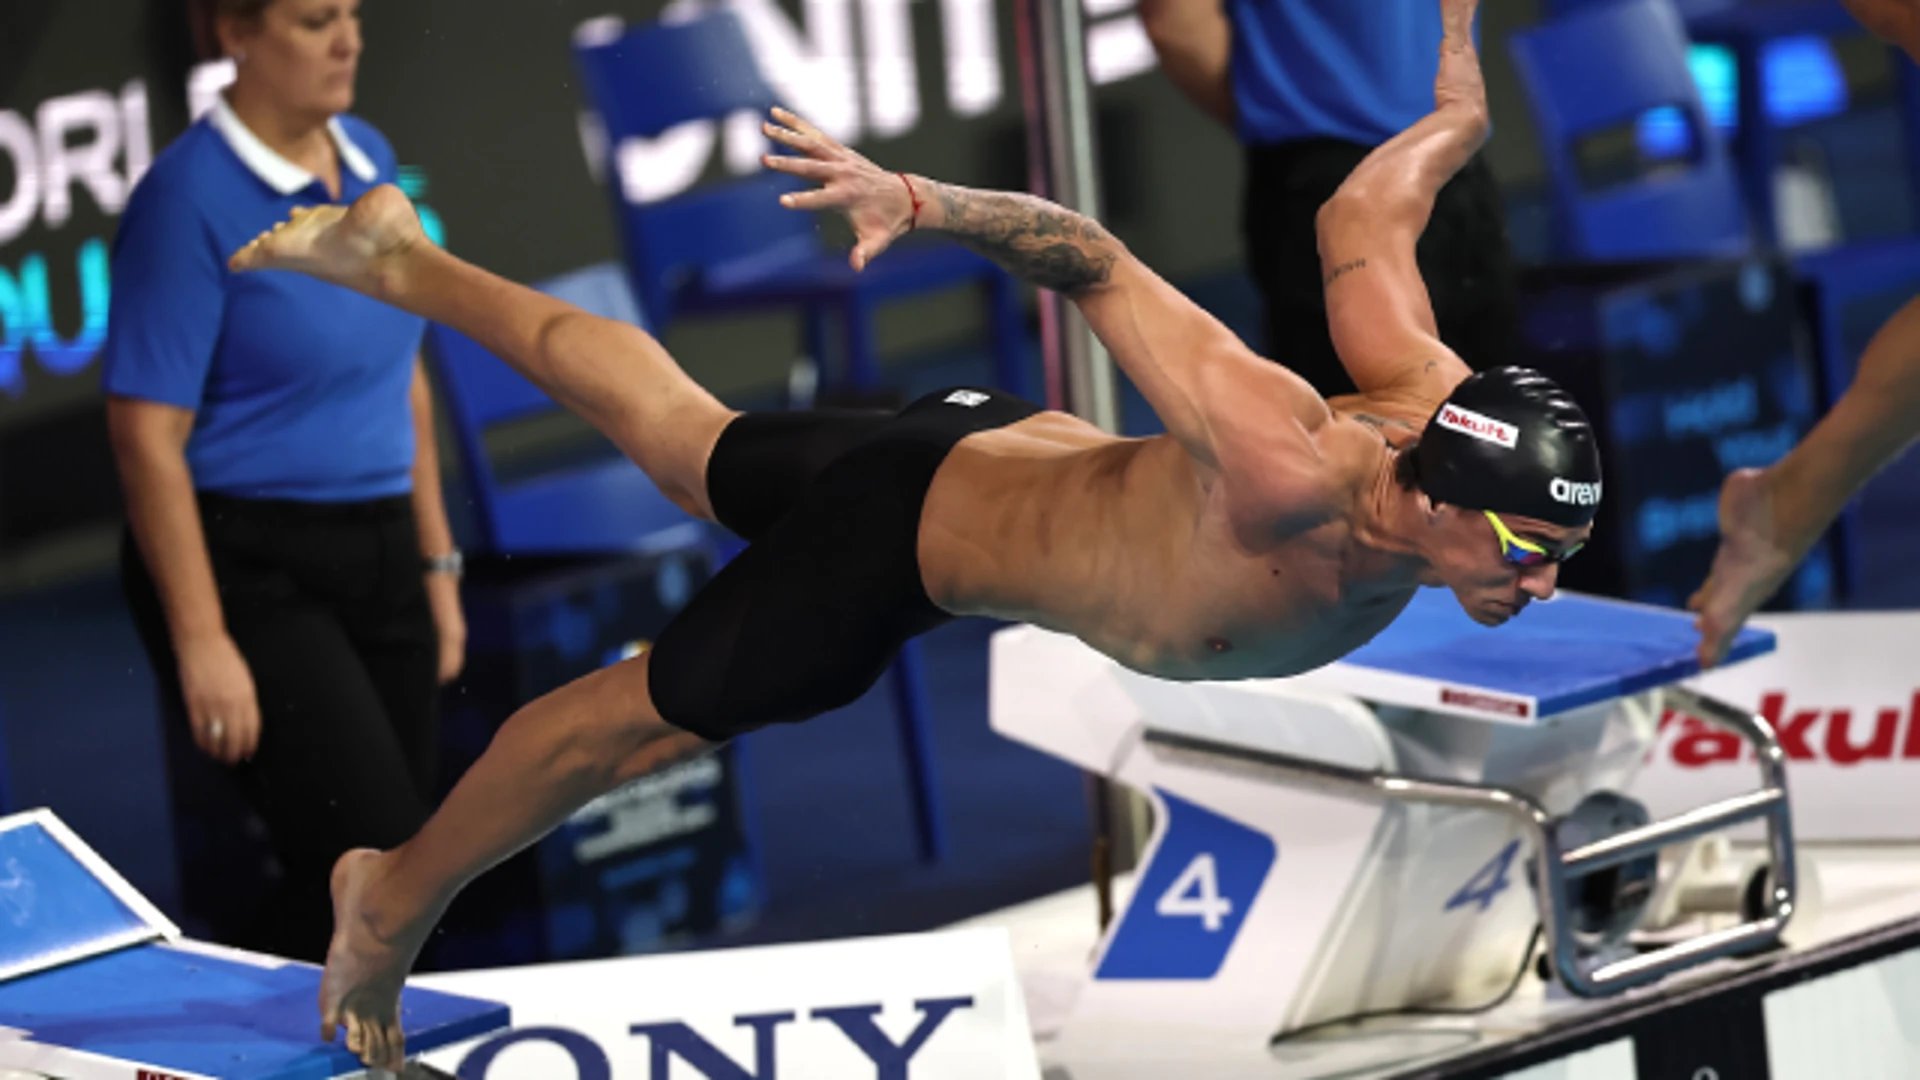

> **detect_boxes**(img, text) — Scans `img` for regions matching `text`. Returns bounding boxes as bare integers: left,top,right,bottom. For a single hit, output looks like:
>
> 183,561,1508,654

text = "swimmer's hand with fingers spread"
760,106,1121,296
760,108,917,273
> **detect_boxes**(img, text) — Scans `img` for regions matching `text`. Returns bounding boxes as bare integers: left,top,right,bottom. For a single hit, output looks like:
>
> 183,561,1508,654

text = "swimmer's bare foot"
320,848,440,1071
228,184,423,300
1689,467,1799,668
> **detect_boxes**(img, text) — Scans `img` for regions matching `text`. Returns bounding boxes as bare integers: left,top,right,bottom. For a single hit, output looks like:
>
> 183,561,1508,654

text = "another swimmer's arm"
1839,0,1920,59
1315,0,1484,407
1762,296,1920,553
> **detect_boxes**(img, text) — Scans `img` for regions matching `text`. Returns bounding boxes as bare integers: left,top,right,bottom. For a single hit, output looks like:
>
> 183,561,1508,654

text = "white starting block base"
947,842,1920,1078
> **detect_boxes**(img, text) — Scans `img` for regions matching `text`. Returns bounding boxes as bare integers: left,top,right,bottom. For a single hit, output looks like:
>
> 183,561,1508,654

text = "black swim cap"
1412,366,1603,527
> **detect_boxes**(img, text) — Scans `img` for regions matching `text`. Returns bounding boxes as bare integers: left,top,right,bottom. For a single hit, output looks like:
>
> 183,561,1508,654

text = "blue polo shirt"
1228,0,1448,148
101,98,425,503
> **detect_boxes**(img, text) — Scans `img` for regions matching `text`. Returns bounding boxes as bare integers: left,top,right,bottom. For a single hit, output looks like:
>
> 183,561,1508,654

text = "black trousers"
1242,136,1521,398
121,491,439,962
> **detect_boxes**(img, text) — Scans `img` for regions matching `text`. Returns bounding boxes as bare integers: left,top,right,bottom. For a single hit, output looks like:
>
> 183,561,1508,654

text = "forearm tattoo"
1323,258,1367,287
932,184,1118,295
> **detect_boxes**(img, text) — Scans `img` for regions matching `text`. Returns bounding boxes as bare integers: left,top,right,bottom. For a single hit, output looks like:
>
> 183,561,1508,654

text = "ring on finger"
209,718,225,740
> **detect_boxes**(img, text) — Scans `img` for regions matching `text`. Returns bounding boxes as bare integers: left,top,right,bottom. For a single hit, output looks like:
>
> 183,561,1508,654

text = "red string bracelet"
898,172,923,231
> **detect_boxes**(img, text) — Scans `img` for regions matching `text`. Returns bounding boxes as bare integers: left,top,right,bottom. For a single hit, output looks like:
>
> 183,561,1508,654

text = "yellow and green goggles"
1485,510,1583,566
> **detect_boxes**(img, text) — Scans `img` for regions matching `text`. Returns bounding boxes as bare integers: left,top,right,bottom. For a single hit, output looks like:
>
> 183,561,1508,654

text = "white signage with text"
414,927,1042,1079
1632,612,1920,841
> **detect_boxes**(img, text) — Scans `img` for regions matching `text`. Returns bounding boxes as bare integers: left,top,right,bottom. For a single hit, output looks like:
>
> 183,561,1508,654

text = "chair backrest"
573,11,818,328
425,323,555,548
1509,0,1752,262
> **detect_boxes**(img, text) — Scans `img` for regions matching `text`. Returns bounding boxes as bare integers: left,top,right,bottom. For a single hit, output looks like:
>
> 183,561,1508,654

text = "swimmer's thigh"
648,472,946,741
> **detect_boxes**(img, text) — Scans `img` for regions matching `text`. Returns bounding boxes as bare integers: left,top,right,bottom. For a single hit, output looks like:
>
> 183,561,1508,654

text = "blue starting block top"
1303,589,1775,723
0,809,509,1079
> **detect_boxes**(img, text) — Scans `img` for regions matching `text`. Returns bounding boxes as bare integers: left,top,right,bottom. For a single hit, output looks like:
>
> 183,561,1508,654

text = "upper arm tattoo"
1351,412,1417,433
1322,258,1368,287
1351,411,1420,447
933,185,1118,295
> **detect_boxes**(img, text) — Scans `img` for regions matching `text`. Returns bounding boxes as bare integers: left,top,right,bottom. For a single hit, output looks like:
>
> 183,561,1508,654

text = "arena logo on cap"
1550,478,1602,506
1436,404,1518,449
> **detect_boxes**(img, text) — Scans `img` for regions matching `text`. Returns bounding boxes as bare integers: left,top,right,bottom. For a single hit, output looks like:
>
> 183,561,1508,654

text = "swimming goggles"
1485,510,1583,566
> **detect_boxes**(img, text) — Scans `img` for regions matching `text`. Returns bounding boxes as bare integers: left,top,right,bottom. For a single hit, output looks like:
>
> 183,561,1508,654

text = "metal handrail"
1139,685,1794,996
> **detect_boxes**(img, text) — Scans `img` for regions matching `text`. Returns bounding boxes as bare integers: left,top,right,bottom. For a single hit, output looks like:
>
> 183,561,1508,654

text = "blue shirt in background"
101,97,425,503
1228,0,1448,148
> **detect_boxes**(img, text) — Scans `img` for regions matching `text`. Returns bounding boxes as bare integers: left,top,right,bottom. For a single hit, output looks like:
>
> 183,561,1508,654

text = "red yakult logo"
1655,690,1920,766
1436,404,1518,449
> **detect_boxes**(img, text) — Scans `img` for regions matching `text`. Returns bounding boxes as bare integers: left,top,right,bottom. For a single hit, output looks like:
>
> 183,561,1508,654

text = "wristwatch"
423,548,465,578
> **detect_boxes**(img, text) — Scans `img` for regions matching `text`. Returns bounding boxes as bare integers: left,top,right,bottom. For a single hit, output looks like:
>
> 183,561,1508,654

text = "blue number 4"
1445,839,1521,913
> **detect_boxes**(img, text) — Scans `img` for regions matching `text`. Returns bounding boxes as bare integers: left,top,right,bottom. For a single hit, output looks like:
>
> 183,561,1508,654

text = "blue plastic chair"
425,323,701,557
571,10,1030,399
1511,0,1920,599
1510,0,1753,262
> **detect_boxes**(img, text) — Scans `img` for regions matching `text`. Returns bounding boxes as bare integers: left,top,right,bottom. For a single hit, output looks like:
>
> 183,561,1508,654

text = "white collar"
209,94,377,196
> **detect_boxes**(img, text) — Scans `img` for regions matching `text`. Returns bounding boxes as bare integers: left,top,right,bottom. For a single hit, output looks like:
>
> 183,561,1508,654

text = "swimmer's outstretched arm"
1691,296,1920,664
763,108,1337,511
1313,0,1485,414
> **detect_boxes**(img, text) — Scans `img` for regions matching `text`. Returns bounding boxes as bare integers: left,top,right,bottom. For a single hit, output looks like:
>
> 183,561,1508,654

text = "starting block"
989,589,1797,1047
0,809,508,1079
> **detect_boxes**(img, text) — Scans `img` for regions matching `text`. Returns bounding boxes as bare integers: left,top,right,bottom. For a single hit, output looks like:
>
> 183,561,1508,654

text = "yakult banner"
413,927,1042,1079
1631,612,1920,841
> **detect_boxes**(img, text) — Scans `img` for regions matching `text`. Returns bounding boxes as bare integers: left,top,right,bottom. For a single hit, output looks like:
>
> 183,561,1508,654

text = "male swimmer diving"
227,0,1598,1064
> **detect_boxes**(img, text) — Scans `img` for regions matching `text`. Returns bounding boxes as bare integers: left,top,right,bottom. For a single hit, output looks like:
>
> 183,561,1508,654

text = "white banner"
413,927,1042,1079
1631,612,1920,841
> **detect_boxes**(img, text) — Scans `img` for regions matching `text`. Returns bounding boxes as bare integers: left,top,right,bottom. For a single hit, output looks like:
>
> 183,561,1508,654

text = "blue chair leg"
803,304,833,403
985,271,1029,398
842,296,883,390
1732,39,1778,247
888,640,947,863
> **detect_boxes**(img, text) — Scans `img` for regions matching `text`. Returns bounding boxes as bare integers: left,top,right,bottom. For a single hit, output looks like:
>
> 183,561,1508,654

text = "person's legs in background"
1241,137,1519,396
348,509,444,806
121,498,436,963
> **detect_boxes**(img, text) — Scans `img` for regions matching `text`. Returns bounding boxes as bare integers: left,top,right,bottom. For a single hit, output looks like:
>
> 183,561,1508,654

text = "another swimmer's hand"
1687,467,1800,669
761,107,914,272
